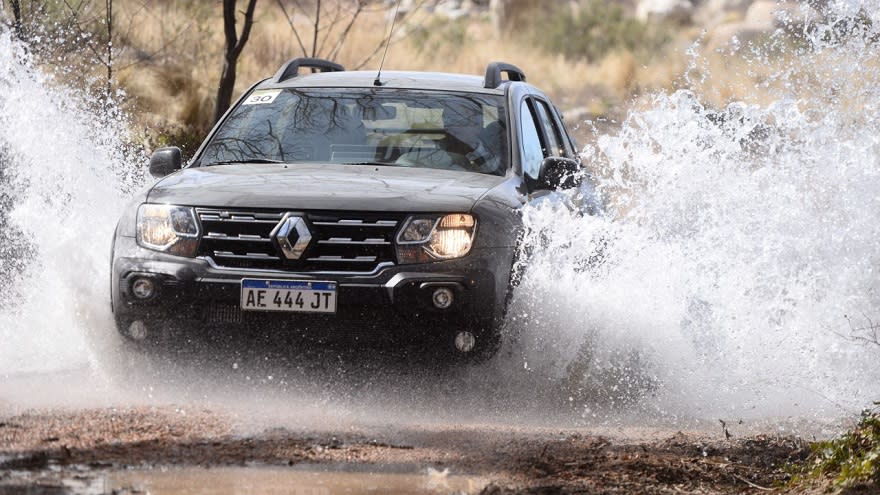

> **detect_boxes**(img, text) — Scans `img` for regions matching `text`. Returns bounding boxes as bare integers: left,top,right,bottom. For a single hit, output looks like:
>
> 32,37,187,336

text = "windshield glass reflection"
200,89,508,176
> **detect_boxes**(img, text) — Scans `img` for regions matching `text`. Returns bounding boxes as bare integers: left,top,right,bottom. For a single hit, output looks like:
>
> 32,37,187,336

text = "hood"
147,163,508,212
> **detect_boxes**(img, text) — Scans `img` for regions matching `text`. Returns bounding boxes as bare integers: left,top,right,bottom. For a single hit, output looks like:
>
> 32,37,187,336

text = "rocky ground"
0,406,819,494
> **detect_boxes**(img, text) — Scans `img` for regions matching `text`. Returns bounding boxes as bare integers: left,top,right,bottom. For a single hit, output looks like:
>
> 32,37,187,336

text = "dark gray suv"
111,58,586,361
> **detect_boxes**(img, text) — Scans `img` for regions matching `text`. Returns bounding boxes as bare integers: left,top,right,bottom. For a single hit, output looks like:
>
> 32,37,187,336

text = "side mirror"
149,147,182,178
538,156,581,190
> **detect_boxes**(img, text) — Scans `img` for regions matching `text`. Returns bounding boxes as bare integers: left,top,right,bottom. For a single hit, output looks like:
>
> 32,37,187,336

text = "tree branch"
105,0,113,97
9,0,23,39
835,314,880,348
327,1,364,60
274,0,309,57
222,0,238,57
311,0,321,58
61,0,109,67
232,0,258,58
353,0,432,69
316,1,345,57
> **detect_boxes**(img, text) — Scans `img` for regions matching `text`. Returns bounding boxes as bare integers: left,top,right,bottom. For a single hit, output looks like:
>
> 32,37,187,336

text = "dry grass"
108,0,658,149
99,0,841,149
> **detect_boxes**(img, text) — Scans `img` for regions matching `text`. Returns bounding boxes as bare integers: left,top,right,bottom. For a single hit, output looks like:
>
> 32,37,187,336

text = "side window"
519,101,544,184
533,99,566,158
554,105,579,157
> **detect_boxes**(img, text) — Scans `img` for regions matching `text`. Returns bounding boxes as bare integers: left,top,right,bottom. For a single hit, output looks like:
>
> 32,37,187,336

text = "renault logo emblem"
270,214,312,260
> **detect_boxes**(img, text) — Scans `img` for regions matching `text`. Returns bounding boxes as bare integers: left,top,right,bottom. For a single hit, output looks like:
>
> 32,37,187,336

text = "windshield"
199,88,509,176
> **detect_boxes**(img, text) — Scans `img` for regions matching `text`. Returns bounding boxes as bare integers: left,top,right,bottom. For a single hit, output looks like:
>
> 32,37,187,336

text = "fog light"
454,331,476,353
432,287,454,309
129,320,148,340
131,277,155,300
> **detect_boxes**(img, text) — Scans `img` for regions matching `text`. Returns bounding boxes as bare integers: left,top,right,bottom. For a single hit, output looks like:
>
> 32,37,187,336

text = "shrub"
532,0,670,63
796,404,880,488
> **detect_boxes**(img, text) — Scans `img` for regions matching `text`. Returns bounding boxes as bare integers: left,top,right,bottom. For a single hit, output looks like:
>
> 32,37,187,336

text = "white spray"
0,3,879,424
509,3,880,420
0,31,145,375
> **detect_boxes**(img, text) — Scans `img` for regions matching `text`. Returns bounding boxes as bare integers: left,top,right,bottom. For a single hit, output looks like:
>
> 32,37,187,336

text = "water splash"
510,4,880,419
0,30,145,375
1,4,879,425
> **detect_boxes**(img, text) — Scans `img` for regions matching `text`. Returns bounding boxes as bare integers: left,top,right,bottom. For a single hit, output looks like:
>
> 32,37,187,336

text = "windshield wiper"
205,158,287,166
340,161,394,166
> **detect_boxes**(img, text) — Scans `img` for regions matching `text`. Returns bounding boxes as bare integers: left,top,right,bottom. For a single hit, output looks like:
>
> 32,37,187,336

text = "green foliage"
151,126,207,162
796,405,880,488
533,0,670,63
410,17,469,58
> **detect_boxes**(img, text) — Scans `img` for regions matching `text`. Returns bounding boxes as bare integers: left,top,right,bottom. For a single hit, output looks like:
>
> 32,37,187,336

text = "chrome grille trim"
214,251,280,260
318,238,391,246
199,213,282,224
313,221,399,228
205,233,272,242
199,257,396,276
307,256,378,263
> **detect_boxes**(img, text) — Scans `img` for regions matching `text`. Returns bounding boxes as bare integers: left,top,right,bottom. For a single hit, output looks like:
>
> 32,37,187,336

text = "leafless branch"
105,0,113,96
9,0,23,38
275,0,309,57
311,0,320,58
231,0,258,59
215,0,259,123
832,313,880,350
316,1,346,57
731,474,775,492
60,0,109,68
116,20,193,71
327,1,363,60
353,0,433,70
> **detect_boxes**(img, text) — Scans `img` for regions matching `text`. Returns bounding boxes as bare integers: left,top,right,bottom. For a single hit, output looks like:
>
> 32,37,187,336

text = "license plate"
240,279,337,313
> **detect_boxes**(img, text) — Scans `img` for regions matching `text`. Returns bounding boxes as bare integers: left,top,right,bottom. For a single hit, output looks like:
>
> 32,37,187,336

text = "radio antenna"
374,0,402,87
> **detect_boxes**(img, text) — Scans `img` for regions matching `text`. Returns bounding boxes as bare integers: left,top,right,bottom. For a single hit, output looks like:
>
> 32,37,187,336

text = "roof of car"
255,70,511,95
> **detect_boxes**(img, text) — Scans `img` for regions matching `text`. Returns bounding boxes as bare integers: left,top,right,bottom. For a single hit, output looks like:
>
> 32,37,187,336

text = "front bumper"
111,235,515,336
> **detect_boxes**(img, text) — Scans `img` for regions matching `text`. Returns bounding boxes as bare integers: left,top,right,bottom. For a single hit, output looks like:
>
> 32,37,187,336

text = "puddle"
105,465,488,495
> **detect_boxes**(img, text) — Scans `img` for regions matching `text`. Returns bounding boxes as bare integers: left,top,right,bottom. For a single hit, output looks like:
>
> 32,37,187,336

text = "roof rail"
274,57,345,83
484,62,526,89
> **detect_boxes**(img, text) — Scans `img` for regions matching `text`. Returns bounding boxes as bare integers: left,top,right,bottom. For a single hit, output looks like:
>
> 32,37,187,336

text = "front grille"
196,208,403,273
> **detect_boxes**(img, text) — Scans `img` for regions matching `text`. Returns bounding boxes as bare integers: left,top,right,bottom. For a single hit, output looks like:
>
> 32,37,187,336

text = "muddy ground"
0,406,821,494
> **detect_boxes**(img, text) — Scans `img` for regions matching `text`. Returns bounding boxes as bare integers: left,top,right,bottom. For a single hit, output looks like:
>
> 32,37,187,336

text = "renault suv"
110,58,586,361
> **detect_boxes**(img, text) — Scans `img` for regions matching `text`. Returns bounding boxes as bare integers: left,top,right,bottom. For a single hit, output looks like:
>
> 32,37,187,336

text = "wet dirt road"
0,337,819,494
0,404,812,494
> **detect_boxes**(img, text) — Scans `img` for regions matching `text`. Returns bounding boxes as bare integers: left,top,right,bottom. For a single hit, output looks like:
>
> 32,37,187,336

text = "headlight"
396,214,476,263
136,204,200,257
